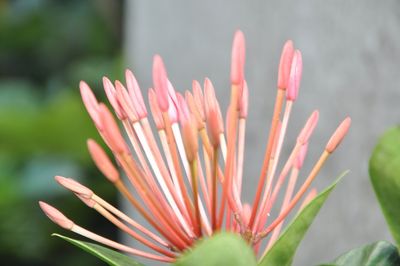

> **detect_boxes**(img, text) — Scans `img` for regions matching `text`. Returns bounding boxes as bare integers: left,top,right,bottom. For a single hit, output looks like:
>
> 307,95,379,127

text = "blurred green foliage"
0,0,124,265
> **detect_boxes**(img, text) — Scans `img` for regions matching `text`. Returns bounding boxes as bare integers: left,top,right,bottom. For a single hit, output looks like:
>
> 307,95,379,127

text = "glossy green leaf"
369,127,400,248
325,241,400,266
53,234,144,266
259,172,347,266
174,232,257,266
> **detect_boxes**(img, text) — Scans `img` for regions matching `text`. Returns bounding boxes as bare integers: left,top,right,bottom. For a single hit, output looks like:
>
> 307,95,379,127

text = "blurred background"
1,0,399,265
0,0,123,265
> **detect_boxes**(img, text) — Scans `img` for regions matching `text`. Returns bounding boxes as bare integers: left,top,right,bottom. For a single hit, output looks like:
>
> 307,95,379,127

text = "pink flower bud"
152,55,169,112
192,80,205,121
98,104,129,154
294,143,308,169
207,109,222,147
286,50,302,101
277,40,295,89
115,80,138,122
325,117,351,153
54,176,93,198
87,139,120,183
204,78,217,116
103,77,126,120
39,201,74,230
125,69,147,119
148,88,165,130
230,30,246,86
167,80,179,123
297,111,319,144
177,94,198,162
186,91,205,130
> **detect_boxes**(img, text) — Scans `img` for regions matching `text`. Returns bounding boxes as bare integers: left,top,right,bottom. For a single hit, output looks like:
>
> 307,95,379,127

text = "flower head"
40,31,350,263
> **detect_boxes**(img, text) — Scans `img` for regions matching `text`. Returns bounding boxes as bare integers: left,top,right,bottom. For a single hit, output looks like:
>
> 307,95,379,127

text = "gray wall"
123,1,399,265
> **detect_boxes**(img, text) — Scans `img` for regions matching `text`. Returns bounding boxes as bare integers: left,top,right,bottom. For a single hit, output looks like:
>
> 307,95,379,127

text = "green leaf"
369,127,400,248
326,241,400,266
53,234,144,266
259,171,348,266
174,232,257,266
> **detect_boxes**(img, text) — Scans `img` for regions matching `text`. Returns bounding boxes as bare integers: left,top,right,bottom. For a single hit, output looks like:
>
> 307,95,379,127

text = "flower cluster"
40,30,350,263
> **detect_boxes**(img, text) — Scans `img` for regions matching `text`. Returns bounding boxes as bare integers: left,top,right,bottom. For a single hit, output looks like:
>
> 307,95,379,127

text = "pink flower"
40,30,350,263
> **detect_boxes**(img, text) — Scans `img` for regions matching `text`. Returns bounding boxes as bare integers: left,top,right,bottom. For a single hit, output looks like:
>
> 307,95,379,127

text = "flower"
40,30,351,263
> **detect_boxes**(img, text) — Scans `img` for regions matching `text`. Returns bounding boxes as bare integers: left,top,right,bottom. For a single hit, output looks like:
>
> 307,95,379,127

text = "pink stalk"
249,40,295,228
122,121,182,226
114,83,175,215
152,59,198,229
236,81,248,196
248,88,285,228
203,146,213,217
218,87,241,227
136,90,198,229
117,88,194,235
160,127,212,235
137,93,193,225
117,154,192,246
92,202,175,257
257,48,303,228
257,111,319,231
258,150,329,238
172,94,211,232
219,133,227,161
140,118,196,231
256,141,302,231
256,111,317,232
121,121,158,190
114,179,188,250
179,94,209,236
87,145,184,249
73,190,176,258
131,120,192,229
72,225,174,262
253,121,282,231
91,194,170,248
39,202,173,262
254,101,293,230
160,129,211,239
197,154,213,232
264,167,299,254
158,129,186,205
298,188,317,211
162,111,198,231
259,117,350,238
